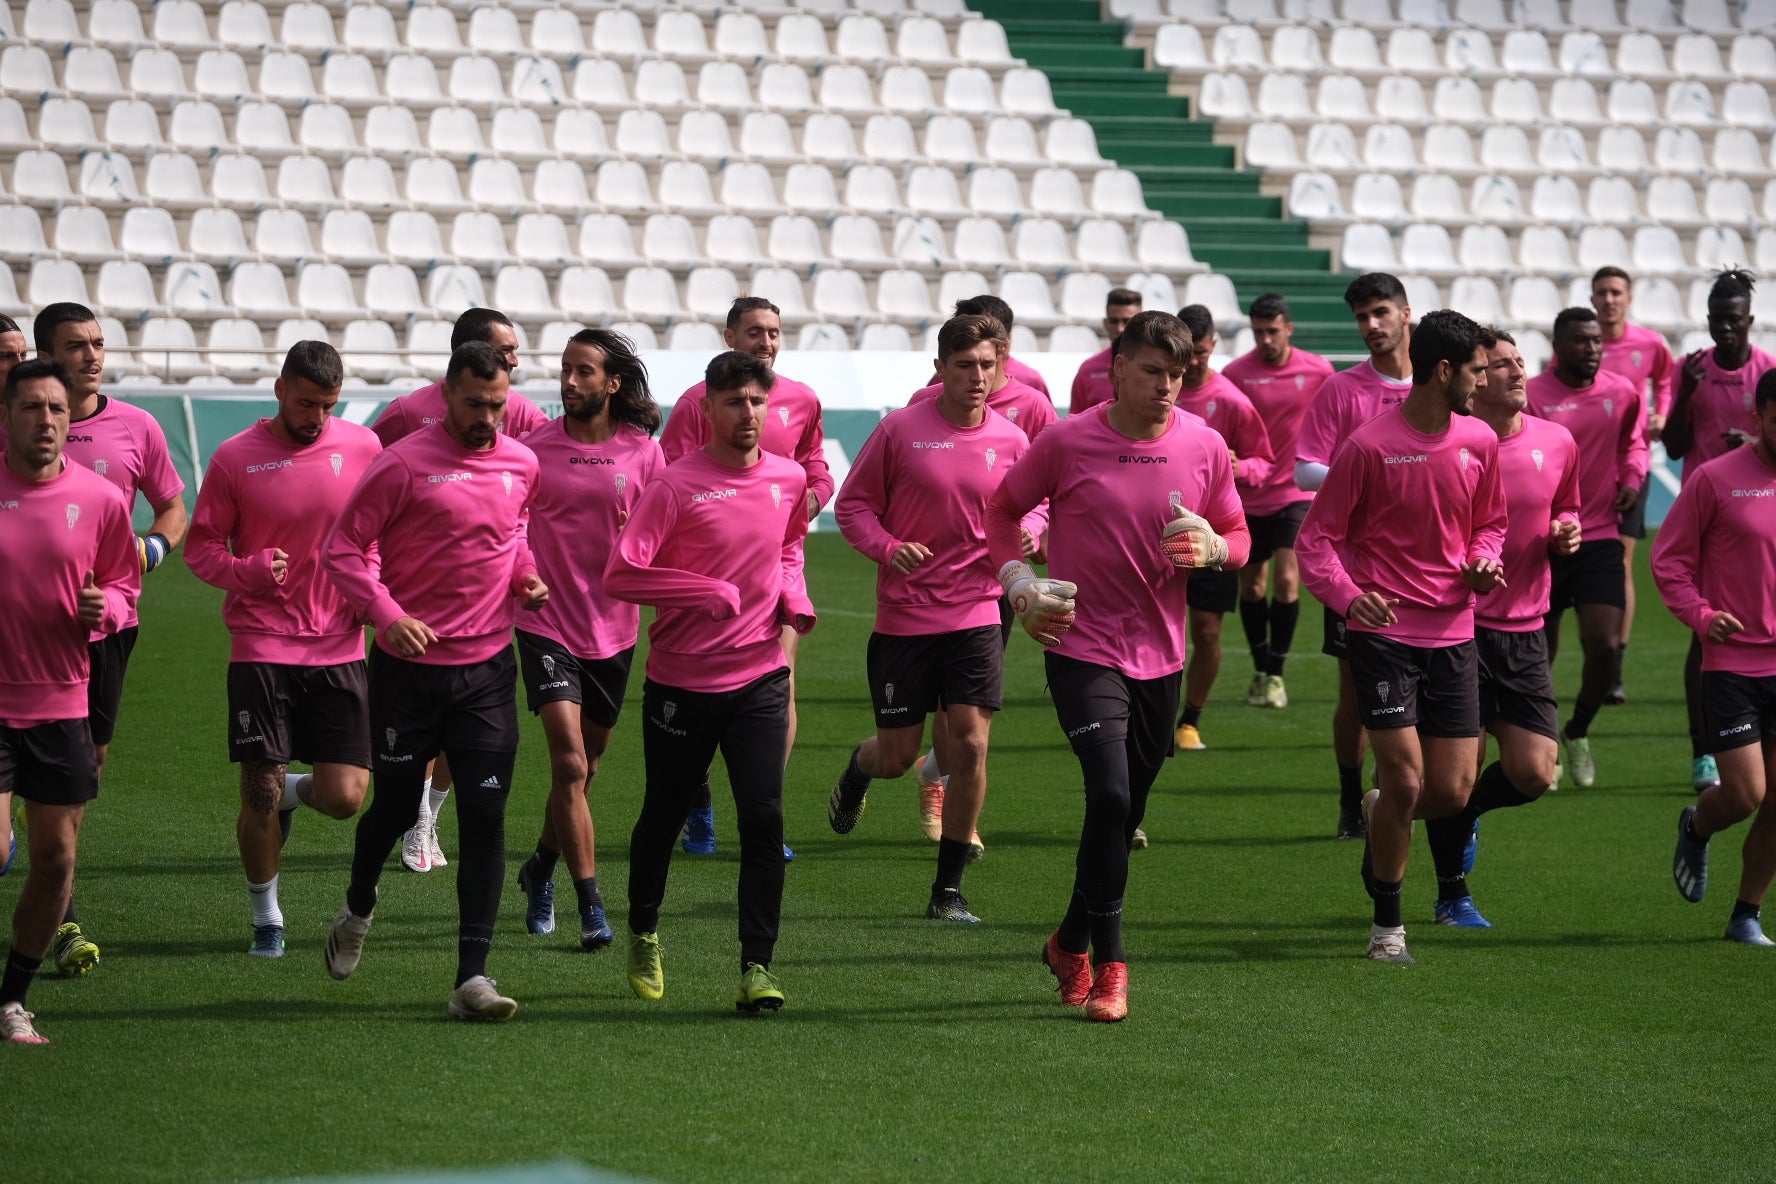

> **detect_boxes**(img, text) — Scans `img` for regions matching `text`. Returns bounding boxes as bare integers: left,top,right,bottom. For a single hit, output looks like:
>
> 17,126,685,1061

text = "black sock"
533,843,560,881
1057,888,1090,954
573,875,601,915
934,837,969,893
1732,898,1760,921
456,932,491,987
1565,701,1600,740
1267,600,1299,676
1338,763,1364,812
1087,897,1125,966
1179,701,1204,729
0,948,42,1007
1372,878,1403,928
1425,813,1471,899
1685,813,1708,845
845,744,869,786
62,900,77,925
1469,760,1535,815
1239,597,1270,672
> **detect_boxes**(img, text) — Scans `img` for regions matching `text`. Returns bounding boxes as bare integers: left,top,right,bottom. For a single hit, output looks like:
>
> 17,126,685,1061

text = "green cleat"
735,962,785,1013
1244,672,1268,706
627,931,664,1000
1264,674,1289,709
54,922,99,977
1561,731,1595,788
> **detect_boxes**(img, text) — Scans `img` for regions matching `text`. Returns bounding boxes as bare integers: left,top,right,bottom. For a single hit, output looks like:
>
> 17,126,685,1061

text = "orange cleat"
1084,962,1128,1022
1042,932,1092,1007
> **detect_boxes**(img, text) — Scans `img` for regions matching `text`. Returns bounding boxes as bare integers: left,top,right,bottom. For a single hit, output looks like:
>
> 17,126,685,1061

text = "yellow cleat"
627,931,664,1000
1175,723,1206,751
54,922,99,977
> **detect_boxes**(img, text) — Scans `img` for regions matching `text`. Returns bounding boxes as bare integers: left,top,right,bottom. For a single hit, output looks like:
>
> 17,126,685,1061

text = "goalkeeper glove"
998,561,1077,649
137,532,171,574
1160,505,1227,569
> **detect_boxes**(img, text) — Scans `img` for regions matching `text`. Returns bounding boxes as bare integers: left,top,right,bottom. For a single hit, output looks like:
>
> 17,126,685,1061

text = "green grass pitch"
2,534,1766,1183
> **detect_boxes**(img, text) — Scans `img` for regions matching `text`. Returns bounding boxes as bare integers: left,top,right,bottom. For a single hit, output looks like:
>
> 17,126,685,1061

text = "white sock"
249,875,283,928
919,750,944,784
1370,923,1405,940
280,774,311,812
427,786,449,821
416,777,433,826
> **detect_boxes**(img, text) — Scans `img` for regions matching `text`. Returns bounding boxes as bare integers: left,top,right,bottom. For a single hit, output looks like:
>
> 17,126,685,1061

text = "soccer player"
1659,371,1776,945
1222,294,1334,713
1069,288,1144,415
1592,267,1676,706
25,303,187,975
1294,274,1415,839
0,314,30,876
662,297,831,860
986,310,1250,1021
511,330,664,950
1170,305,1274,752
1662,269,1776,795
926,295,1052,399
0,358,138,1044
319,342,548,1022
605,351,815,1012
185,342,382,957
371,307,548,873
1524,309,1647,790
827,314,1038,923
1422,331,1581,928
1297,309,1507,965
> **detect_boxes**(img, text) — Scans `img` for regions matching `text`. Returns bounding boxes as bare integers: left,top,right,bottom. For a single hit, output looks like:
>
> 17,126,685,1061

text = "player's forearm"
800,448,835,510
95,522,140,634
183,531,270,593
1662,398,1696,458
834,495,897,565
1294,460,1329,492
150,498,189,549
603,554,735,611
321,536,402,629
985,487,1036,569
1216,515,1253,571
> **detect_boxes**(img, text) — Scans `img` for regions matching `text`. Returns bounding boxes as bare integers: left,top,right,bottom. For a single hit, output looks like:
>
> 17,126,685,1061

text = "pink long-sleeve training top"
1474,416,1582,633
1174,372,1275,495
836,399,1030,636
908,377,1057,443
1601,323,1676,420
661,375,834,510
186,417,383,666
523,417,665,661
604,448,814,694
371,381,550,448
1220,347,1335,514
0,457,137,724
322,424,540,666
1524,368,1648,537
1069,345,1115,416
1652,444,1776,677
985,404,1251,680
1297,407,1507,648
1294,358,1414,470
1675,347,1776,479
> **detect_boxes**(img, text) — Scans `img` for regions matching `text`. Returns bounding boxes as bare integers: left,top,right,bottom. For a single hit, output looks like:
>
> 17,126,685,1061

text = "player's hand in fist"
1548,518,1581,556
384,616,437,659
1160,504,1228,569
1708,611,1744,643
517,573,549,610
890,541,932,574
999,561,1077,649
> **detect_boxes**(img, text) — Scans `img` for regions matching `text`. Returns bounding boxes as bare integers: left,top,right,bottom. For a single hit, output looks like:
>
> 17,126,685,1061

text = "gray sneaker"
324,904,373,980
448,975,518,1022
1364,927,1415,964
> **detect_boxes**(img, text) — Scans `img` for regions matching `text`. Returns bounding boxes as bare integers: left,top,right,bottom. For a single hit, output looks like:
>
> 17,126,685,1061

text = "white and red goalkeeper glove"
1160,504,1228,569
998,561,1077,648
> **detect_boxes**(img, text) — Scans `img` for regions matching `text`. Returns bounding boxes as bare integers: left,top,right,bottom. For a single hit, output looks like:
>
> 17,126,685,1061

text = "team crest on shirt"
1602,398,1615,418
985,447,998,471
614,473,627,494
65,503,80,529
1206,400,1217,418
93,459,108,477
1459,447,1470,471
1295,375,1306,390
500,471,513,496
1006,407,1019,422
541,654,556,679
1747,391,1757,412
1531,449,1545,472
1169,490,1184,511
237,710,251,734
329,452,344,478
778,406,790,426
1631,350,1643,367
770,483,782,508
1376,681,1390,704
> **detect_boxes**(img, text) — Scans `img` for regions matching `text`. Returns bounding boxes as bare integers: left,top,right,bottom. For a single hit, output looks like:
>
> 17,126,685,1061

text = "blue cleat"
1673,806,1709,903
1725,913,1775,946
517,858,555,935
1433,896,1492,928
249,924,286,957
783,843,795,863
681,806,717,855
1462,817,1480,876
579,903,614,951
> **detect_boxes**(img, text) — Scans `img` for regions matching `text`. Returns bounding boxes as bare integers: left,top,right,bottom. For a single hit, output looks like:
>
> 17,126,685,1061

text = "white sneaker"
324,904,373,980
1365,925,1414,964
401,823,430,873
425,821,447,869
448,975,517,1022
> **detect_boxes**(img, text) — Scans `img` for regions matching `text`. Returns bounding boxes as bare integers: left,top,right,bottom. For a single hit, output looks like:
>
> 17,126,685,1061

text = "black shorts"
86,625,138,747
1245,501,1309,566
1185,567,1239,614
226,660,372,768
866,625,1004,728
1044,652,1181,769
1549,538,1627,613
1476,627,1559,741
1322,605,1350,659
1701,671,1776,752
368,646,520,772
515,630,635,728
0,719,99,806
1345,632,1480,738
1618,481,1648,540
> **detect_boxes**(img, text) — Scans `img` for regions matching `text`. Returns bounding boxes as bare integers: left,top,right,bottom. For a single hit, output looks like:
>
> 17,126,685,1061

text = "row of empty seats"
1335,221,1774,283
7,97,1110,177
0,205,1202,278
1198,69,1776,129
1113,0,1776,36
9,2,1010,67
0,45,1064,121
1246,121,1776,179
1154,23,1776,81
1354,270,1776,332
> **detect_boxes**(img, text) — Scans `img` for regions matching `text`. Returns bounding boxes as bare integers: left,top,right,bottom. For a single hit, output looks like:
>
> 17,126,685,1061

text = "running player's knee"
313,768,368,819
549,749,590,792
945,730,988,778
1719,775,1764,821
1418,778,1469,817
239,760,285,816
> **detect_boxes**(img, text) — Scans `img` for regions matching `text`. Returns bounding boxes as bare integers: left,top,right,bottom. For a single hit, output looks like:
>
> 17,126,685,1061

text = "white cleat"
426,821,448,869
401,823,430,873
448,975,517,1022
324,904,373,980
1365,926,1414,964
